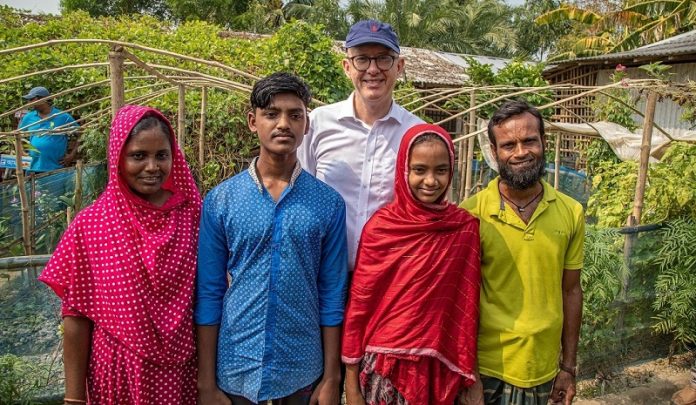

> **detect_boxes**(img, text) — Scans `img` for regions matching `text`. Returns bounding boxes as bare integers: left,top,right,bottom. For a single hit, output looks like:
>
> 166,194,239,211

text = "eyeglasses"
348,55,397,72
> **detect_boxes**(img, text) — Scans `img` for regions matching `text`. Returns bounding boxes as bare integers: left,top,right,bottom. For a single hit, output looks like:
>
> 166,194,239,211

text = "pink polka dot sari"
39,105,201,404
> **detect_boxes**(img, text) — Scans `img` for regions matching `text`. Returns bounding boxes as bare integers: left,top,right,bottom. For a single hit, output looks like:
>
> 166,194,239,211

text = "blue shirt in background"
195,158,348,402
18,106,78,172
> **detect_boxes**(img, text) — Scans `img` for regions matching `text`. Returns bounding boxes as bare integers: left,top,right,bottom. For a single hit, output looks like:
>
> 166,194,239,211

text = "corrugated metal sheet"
596,63,696,135
545,29,696,74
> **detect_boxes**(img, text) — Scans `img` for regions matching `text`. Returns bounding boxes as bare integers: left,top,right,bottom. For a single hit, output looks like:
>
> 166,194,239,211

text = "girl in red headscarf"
342,123,481,405
39,105,201,405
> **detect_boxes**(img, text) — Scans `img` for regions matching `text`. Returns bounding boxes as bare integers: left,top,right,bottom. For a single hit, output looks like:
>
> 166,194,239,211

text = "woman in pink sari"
39,105,201,404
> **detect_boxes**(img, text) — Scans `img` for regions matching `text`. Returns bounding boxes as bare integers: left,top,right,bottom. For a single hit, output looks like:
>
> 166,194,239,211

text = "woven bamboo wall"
545,65,600,169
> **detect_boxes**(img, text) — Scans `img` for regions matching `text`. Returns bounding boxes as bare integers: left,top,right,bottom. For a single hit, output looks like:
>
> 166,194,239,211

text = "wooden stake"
109,46,125,120
199,87,207,173
554,133,562,189
617,91,658,332
632,91,658,224
14,134,31,255
464,90,476,199
74,159,83,214
178,84,186,156
30,173,36,253
456,118,466,202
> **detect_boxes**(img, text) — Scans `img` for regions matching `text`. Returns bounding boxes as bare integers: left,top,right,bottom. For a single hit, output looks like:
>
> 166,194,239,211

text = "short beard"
498,155,546,190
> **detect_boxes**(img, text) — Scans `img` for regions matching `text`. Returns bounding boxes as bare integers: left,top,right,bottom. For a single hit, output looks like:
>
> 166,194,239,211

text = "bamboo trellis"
2,38,696,260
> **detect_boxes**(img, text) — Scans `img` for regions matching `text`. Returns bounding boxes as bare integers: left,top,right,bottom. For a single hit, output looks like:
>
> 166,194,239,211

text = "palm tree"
284,0,350,39
536,0,696,61
344,0,518,56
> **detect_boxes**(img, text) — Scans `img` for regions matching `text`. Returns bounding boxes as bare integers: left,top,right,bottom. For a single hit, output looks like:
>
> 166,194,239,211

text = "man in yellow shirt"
460,101,584,405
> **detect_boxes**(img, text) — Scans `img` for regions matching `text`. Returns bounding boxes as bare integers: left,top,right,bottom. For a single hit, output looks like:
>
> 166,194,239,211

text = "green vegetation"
0,8,351,190
653,217,696,353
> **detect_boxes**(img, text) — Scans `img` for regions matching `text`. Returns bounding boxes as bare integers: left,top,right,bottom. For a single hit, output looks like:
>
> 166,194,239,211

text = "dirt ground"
575,352,694,404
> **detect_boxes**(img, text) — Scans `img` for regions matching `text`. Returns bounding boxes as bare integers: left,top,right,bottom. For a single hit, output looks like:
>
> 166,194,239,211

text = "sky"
0,0,526,15
1,0,60,14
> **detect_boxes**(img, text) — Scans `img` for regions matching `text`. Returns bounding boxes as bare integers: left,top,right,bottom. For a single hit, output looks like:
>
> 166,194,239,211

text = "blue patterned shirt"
195,159,348,402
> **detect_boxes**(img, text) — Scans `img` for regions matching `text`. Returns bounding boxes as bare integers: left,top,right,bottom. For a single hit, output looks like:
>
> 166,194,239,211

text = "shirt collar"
484,176,557,217
338,92,404,125
247,156,303,193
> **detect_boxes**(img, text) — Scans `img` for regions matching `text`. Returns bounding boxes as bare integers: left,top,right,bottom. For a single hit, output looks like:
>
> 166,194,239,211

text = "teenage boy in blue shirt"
196,72,348,405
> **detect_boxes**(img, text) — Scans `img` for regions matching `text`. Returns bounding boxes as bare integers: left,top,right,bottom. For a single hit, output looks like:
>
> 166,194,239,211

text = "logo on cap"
370,23,378,32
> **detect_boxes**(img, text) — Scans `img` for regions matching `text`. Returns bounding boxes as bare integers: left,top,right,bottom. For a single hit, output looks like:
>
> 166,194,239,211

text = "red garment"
39,105,201,404
342,123,481,405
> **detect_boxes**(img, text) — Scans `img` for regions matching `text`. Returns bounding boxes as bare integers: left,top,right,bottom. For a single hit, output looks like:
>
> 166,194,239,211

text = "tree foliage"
447,58,552,119
538,0,696,61
587,142,696,227
344,0,519,56
512,0,572,60
61,0,171,18
0,8,350,191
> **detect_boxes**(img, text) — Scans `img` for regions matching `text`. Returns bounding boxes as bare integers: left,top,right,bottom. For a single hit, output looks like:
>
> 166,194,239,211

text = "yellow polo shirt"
460,177,584,387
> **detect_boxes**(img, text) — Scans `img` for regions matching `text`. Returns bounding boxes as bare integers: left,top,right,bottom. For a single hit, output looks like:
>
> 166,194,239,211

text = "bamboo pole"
617,91,658,333
30,173,36,253
199,87,207,172
632,91,659,223
75,159,83,214
456,118,466,202
14,134,31,255
0,254,52,271
178,84,186,154
109,46,125,119
464,90,476,199
121,48,182,85
554,133,562,189
0,38,260,81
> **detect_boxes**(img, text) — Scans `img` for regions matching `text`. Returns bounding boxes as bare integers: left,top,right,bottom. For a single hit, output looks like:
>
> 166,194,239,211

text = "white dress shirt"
298,93,424,270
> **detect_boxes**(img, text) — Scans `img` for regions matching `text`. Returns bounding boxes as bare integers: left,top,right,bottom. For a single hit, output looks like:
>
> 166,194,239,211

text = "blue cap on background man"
22,86,50,100
345,20,400,54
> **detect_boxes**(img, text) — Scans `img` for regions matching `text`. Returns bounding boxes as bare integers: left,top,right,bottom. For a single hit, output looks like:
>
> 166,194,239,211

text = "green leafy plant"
652,217,696,354
0,9,349,192
447,58,552,120
590,64,638,131
0,353,61,405
587,142,696,227
578,226,622,372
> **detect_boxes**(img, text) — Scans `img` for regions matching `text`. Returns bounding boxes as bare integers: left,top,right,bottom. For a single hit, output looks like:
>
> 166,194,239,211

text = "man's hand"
197,385,231,405
309,376,340,405
550,370,576,405
459,372,484,405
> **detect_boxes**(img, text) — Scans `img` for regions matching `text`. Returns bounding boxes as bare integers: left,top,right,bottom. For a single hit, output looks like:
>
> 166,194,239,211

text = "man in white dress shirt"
298,19,423,271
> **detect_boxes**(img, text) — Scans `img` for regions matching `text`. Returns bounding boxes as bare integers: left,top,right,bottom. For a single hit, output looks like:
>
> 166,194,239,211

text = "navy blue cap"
345,20,400,54
22,86,50,100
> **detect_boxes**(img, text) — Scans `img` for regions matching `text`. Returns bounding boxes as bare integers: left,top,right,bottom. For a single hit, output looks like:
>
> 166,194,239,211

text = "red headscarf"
342,123,481,404
39,105,201,366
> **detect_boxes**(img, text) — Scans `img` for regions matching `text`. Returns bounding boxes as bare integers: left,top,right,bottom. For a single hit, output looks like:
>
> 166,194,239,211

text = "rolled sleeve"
317,198,348,326
194,193,230,325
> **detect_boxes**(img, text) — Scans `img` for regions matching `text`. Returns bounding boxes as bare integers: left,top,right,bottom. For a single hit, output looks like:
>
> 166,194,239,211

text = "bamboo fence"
1,38,695,269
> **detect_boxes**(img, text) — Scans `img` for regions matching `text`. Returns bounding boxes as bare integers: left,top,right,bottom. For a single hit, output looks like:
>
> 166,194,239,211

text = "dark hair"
411,132,448,148
250,72,312,110
487,100,544,146
128,114,172,144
